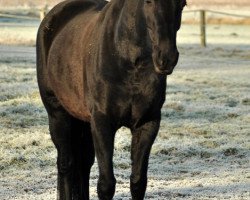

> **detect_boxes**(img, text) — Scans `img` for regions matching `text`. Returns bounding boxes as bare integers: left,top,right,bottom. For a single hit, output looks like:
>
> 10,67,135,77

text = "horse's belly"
56,90,91,122
48,67,91,121
49,64,91,121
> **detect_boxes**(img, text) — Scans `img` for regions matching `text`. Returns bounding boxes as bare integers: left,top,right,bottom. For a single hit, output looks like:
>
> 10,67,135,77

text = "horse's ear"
182,0,187,7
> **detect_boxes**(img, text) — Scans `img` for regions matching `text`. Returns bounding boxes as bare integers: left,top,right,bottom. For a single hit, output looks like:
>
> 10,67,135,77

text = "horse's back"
37,0,107,121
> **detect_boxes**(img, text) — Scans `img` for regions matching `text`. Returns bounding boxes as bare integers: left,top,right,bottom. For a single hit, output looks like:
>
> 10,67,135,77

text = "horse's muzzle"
153,51,179,75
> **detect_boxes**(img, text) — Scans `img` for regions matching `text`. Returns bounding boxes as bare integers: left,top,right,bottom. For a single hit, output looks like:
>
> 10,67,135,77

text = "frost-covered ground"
0,23,250,199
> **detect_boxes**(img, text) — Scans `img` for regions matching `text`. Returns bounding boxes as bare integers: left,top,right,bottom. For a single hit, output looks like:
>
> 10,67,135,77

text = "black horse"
36,0,186,199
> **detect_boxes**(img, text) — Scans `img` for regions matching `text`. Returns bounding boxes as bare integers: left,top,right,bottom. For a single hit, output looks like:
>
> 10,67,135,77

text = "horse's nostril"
159,59,163,66
156,51,164,65
162,59,168,66
157,50,162,59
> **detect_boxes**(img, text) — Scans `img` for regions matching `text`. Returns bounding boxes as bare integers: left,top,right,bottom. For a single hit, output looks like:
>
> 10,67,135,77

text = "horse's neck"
121,0,143,30
113,0,149,64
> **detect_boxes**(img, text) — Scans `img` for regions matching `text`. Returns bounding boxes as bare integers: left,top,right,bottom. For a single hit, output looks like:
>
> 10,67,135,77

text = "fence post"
200,10,206,47
40,4,48,21
40,8,45,21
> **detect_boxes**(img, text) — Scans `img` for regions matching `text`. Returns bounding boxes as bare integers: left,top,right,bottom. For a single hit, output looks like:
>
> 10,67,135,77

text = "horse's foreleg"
91,112,116,200
130,120,160,200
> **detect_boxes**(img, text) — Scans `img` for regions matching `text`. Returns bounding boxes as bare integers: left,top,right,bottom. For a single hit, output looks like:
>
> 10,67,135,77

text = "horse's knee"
57,154,74,175
97,177,116,199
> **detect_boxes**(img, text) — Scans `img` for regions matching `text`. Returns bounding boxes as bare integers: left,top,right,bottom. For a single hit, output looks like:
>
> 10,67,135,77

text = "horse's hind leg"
48,108,94,200
48,110,74,200
71,120,95,200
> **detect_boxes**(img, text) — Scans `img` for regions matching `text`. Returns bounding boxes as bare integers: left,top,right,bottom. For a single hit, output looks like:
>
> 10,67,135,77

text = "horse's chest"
113,74,166,126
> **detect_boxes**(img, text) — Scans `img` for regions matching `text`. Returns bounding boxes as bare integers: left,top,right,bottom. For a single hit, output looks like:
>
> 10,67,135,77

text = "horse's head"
143,0,186,74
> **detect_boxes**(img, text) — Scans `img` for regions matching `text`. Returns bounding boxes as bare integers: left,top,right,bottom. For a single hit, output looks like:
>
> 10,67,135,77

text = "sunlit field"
0,9,250,200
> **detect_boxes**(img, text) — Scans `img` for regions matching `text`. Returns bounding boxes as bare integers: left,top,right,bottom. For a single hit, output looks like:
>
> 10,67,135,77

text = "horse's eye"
145,0,152,4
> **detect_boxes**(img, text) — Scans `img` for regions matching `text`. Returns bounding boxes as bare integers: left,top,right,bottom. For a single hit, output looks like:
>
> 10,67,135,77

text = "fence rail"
0,9,250,47
0,6,47,21
184,9,250,19
183,9,250,47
